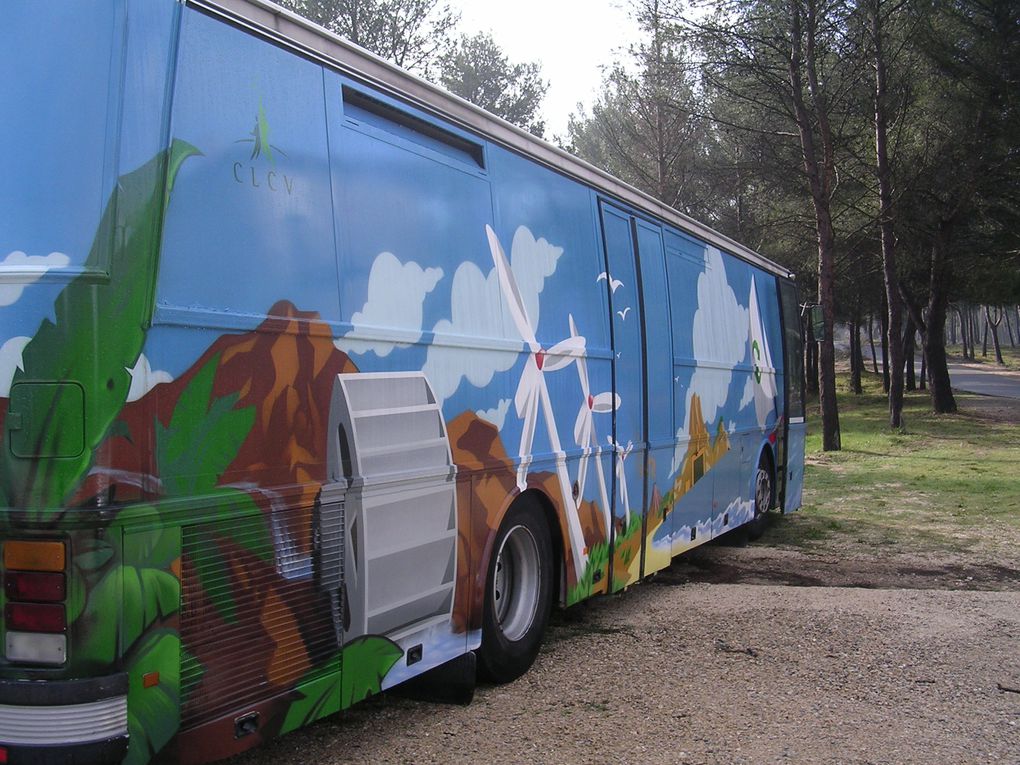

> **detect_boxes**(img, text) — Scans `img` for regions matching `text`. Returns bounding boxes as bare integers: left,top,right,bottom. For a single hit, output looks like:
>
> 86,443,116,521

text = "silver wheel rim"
754,466,770,516
492,524,541,642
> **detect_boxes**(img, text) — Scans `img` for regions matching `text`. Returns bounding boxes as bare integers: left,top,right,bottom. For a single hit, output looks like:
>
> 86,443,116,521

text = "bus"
0,1,805,762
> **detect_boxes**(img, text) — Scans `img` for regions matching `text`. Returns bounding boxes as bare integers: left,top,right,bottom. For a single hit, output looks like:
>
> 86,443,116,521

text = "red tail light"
4,571,66,602
5,602,66,633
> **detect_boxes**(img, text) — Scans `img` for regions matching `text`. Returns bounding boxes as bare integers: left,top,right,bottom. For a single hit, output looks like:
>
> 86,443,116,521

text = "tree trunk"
850,320,863,394
805,313,819,396
956,305,968,358
789,0,839,449
986,305,1004,365
904,315,916,391
919,347,927,390
880,293,890,393
970,305,979,359
925,308,956,413
870,0,904,427
855,320,865,390
1004,305,1016,347
868,313,878,374
981,305,989,357
924,221,957,413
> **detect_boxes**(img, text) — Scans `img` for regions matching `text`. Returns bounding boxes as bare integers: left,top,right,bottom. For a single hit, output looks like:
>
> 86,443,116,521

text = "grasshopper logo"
232,99,295,195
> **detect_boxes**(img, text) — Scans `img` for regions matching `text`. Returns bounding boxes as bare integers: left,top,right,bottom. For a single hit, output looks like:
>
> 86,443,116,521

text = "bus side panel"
653,234,783,560
472,145,616,605
629,218,672,588
656,232,717,563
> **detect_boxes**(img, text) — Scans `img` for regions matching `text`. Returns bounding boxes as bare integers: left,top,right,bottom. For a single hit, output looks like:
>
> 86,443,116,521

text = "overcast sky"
452,0,641,139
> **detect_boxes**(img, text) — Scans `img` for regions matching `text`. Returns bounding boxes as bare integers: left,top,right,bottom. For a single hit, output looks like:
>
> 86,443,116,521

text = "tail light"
2,539,68,665
4,571,65,601
5,602,66,633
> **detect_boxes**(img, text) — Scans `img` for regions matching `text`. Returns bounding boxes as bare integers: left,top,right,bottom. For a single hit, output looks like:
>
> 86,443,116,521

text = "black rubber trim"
3,735,128,765
0,673,127,705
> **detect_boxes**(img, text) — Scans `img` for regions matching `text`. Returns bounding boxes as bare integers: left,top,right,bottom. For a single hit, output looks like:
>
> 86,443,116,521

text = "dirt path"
230,545,1020,765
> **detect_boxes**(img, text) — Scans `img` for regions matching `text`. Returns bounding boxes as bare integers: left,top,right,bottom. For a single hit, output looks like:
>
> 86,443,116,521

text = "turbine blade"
486,224,538,350
574,404,590,447
591,392,619,413
518,389,542,467
536,374,563,453
575,448,589,508
514,359,540,416
542,334,585,371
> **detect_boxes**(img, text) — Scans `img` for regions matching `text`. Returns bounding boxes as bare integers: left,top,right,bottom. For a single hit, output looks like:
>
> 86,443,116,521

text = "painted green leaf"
280,636,402,735
341,636,403,708
73,565,123,669
121,565,181,652
119,508,181,570
279,670,341,735
124,630,182,765
1,141,200,514
155,353,255,498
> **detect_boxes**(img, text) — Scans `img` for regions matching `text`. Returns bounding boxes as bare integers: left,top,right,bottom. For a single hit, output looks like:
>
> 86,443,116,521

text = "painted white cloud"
422,226,564,405
0,251,70,306
508,227,563,334
126,353,173,403
672,246,748,475
338,252,443,357
0,336,30,398
739,376,755,410
476,398,512,430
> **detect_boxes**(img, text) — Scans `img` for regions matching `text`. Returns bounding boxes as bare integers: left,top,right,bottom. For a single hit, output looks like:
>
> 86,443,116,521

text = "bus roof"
196,0,794,280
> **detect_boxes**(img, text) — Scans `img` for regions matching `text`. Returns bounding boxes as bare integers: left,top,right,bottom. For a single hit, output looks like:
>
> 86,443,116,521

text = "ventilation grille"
342,85,486,169
179,500,343,729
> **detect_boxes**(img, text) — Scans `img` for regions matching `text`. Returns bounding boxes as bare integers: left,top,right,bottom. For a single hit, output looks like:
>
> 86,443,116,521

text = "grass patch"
769,371,1020,555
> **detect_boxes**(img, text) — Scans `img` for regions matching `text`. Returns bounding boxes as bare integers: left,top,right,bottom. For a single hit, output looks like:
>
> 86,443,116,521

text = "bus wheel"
477,498,553,684
747,455,774,541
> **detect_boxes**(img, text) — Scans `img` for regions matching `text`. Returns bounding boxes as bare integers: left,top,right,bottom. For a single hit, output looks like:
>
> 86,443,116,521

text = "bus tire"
747,454,774,541
477,498,553,684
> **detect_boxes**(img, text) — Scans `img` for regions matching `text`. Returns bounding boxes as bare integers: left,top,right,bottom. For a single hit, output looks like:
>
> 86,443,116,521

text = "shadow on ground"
646,543,1020,591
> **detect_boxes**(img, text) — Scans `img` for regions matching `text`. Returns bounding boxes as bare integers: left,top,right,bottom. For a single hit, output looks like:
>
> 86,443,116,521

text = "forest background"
282,0,1020,450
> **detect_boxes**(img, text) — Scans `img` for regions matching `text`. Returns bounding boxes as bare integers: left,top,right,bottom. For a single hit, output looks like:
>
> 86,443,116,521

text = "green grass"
768,371,1020,555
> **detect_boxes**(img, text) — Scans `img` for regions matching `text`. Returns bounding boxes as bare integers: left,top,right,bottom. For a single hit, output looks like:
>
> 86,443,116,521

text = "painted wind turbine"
608,437,634,528
748,275,778,429
569,314,617,539
486,225,589,572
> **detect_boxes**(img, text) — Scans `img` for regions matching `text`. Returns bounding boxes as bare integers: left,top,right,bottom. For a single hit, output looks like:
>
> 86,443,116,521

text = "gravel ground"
230,546,1020,765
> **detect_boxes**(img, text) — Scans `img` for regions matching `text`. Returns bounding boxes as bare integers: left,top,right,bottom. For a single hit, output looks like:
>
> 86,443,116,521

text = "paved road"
946,361,1020,399
860,345,1020,399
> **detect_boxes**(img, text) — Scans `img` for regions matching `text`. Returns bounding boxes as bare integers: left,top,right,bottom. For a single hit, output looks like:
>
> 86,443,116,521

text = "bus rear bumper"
0,674,129,764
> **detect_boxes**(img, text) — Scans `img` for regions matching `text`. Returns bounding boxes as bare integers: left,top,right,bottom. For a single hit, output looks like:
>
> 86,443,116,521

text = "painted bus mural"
0,1,805,763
